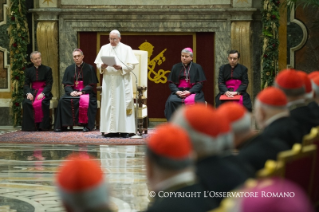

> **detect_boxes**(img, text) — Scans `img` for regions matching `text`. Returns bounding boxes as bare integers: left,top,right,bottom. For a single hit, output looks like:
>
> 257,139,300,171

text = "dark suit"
238,135,290,172
290,103,319,136
196,154,253,204
146,181,217,212
261,116,304,147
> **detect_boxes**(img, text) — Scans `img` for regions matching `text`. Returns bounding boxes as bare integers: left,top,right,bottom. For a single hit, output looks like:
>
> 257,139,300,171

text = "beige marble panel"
231,21,253,99
39,0,58,8
61,0,231,5
233,0,252,8
37,22,59,99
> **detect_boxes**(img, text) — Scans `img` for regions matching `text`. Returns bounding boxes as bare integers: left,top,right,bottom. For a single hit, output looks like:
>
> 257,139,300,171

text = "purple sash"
178,79,196,105
225,79,243,105
32,81,45,123
73,81,89,124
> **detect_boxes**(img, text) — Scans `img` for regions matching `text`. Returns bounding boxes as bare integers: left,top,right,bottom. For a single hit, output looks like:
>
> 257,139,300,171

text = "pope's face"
181,52,193,65
228,53,239,68
109,33,121,46
31,53,42,67
73,51,84,65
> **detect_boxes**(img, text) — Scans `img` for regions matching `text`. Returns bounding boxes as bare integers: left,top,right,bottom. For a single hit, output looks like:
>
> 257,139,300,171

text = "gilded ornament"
266,72,270,76
139,41,170,84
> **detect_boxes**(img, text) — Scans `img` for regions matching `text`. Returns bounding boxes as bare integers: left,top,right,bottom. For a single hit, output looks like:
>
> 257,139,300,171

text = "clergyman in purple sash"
22,51,53,131
164,47,206,121
54,49,99,132
215,50,252,112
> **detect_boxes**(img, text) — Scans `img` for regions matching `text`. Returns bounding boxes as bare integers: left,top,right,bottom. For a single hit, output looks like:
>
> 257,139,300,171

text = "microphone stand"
130,71,143,139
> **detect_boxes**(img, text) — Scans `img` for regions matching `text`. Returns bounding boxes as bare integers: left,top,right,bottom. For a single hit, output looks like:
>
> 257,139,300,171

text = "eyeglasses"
109,38,118,41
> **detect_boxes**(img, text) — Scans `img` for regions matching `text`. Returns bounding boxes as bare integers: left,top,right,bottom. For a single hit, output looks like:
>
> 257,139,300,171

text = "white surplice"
94,42,139,133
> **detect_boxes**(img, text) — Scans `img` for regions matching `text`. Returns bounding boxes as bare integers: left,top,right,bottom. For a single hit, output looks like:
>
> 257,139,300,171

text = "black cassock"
54,62,99,130
164,62,206,121
22,65,53,131
215,63,252,111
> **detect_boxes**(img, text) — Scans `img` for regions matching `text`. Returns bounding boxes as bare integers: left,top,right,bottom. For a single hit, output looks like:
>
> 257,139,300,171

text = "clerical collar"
230,64,238,69
183,62,191,67
76,62,84,68
34,65,40,69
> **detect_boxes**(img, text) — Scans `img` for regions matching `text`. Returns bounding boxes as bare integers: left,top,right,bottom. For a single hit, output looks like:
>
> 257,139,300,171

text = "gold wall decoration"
138,41,170,84
36,21,59,99
231,22,253,97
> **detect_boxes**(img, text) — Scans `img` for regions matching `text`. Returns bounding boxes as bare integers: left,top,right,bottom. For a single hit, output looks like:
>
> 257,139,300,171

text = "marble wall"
31,1,259,97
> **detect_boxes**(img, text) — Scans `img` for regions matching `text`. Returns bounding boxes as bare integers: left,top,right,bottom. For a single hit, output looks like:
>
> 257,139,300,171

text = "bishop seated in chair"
164,47,206,121
54,49,99,132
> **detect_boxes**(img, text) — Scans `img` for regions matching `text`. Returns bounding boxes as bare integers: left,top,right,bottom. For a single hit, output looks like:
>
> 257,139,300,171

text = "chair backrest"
132,50,148,99
257,143,317,198
302,126,319,207
278,143,317,197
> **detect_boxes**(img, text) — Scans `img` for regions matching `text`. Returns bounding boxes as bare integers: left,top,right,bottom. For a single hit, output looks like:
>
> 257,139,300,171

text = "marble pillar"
231,21,253,98
36,21,59,99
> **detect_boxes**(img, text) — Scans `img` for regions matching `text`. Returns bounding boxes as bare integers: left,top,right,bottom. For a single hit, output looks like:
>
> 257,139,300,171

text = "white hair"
110,30,121,38
30,51,41,59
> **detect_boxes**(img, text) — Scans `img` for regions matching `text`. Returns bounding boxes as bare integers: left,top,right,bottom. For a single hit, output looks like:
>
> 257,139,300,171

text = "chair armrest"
97,86,102,92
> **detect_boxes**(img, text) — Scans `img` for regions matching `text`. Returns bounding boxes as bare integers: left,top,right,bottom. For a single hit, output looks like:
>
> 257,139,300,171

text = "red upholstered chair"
278,143,317,197
257,143,317,200
302,126,319,209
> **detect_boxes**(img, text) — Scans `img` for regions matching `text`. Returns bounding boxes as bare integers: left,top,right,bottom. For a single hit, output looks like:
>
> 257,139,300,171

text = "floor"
0,126,153,212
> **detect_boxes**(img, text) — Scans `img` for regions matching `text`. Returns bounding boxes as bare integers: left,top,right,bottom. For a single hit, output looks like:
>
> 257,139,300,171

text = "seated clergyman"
54,49,99,132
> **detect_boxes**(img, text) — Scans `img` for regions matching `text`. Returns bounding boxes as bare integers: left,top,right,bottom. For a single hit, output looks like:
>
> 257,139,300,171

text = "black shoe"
120,133,130,138
83,127,90,132
105,132,119,138
54,126,67,132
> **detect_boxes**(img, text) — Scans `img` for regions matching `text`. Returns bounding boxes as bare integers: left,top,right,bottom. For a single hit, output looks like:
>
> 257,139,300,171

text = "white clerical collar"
264,111,289,127
34,65,39,69
287,98,305,108
76,61,83,67
154,171,195,192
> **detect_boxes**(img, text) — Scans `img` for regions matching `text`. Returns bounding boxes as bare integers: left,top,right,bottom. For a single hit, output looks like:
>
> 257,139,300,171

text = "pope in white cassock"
94,30,139,138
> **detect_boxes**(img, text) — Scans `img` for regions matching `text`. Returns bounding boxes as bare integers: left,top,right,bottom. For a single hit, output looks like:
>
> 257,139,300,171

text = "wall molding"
0,98,11,107
0,46,10,92
0,0,8,26
288,7,308,68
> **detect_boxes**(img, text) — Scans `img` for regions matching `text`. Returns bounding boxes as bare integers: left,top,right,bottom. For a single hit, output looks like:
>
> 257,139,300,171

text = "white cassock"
94,42,139,134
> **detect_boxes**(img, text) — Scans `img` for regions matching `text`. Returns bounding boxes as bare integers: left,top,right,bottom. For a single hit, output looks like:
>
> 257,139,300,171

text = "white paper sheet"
101,56,119,66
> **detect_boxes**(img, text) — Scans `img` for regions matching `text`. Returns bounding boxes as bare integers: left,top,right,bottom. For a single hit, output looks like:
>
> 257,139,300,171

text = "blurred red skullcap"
56,154,109,210
57,154,103,192
275,69,303,89
217,102,250,133
297,71,312,93
257,87,288,107
308,71,319,80
217,102,248,123
182,103,230,137
147,123,191,160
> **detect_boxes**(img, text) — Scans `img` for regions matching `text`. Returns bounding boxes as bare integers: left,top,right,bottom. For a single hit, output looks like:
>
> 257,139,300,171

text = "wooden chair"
132,50,148,134
49,99,58,126
257,143,317,198
302,126,319,209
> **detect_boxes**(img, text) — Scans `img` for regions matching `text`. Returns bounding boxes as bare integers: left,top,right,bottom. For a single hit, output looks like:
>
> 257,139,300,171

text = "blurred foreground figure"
145,123,217,212
171,103,253,204
56,154,113,212
211,178,314,212
217,102,255,149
